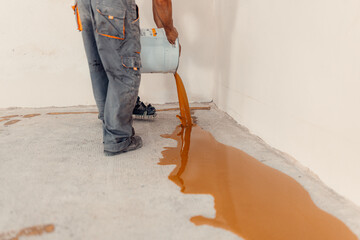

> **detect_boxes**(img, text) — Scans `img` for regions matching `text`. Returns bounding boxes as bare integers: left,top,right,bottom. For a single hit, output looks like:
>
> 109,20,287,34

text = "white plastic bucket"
140,28,180,74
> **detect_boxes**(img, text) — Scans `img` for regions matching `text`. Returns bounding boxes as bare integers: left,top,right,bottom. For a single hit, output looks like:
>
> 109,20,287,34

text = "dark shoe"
104,136,143,156
133,97,157,119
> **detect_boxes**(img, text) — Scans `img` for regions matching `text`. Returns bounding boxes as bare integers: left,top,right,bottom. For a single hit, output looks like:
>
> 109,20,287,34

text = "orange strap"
72,4,83,31
76,6,83,31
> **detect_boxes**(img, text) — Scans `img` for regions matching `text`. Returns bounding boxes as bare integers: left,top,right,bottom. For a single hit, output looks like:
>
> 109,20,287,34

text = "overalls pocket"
120,57,142,87
95,5,126,40
132,4,139,23
122,56,142,71
72,2,83,31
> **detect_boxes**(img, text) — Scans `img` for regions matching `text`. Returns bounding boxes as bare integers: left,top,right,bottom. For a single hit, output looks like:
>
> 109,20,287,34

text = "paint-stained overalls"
73,0,141,153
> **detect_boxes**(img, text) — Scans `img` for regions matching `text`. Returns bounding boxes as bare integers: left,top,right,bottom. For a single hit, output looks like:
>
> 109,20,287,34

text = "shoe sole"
133,112,157,120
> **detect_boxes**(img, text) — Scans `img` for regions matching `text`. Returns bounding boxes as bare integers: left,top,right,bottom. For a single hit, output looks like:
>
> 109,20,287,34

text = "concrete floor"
0,103,359,240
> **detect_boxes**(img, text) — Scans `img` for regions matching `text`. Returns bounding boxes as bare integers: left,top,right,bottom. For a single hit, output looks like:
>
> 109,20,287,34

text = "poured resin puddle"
0,224,54,240
163,73,358,239
0,114,40,126
23,114,41,119
0,115,19,119
160,124,357,240
4,120,21,126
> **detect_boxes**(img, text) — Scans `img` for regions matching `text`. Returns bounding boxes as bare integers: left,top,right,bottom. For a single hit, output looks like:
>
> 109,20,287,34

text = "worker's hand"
165,26,178,45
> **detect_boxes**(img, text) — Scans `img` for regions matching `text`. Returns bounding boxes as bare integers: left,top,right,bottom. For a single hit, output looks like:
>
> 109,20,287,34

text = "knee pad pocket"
122,56,142,71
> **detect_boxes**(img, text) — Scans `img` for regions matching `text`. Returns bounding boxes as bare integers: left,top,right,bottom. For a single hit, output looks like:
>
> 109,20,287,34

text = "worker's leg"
78,0,108,121
90,0,142,152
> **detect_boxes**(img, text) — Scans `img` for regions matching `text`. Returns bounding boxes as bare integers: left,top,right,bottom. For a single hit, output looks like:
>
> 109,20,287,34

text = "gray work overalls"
73,0,141,153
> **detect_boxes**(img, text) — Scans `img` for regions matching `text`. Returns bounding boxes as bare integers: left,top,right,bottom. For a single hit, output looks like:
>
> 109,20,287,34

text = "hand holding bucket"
140,28,180,74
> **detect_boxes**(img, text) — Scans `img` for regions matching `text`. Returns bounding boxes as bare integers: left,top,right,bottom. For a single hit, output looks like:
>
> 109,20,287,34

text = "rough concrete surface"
0,103,359,240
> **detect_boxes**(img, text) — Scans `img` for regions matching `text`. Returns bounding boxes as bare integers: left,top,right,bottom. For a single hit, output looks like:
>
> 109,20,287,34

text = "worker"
73,0,178,156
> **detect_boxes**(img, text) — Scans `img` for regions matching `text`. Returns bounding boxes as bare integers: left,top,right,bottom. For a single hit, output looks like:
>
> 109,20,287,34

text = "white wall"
0,0,215,108
0,1,93,108
213,0,360,205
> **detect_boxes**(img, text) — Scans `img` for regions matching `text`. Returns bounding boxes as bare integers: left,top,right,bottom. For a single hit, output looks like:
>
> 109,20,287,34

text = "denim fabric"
77,0,142,152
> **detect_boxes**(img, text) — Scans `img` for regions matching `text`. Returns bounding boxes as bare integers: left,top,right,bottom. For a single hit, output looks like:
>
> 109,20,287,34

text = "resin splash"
0,224,54,240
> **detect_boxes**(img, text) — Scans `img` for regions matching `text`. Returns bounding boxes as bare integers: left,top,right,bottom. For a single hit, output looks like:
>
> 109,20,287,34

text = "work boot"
104,136,143,156
133,97,157,119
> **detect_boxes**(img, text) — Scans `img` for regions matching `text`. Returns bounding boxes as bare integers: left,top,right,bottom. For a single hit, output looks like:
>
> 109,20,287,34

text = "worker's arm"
152,0,178,44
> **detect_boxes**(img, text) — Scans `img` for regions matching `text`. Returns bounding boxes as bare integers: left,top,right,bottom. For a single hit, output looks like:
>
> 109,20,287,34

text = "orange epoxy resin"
164,73,357,240
174,73,192,127
0,224,54,240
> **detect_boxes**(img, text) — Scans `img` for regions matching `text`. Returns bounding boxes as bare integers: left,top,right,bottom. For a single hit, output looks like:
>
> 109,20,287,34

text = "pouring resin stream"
163,73,358,240
174,73,192,127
